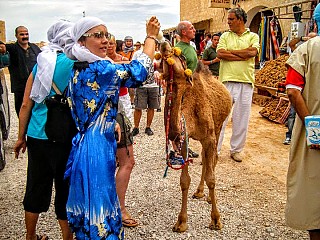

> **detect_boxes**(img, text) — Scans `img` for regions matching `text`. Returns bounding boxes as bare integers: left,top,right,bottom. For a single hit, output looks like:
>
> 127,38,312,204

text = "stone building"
0,20,6,42
164,0,319,54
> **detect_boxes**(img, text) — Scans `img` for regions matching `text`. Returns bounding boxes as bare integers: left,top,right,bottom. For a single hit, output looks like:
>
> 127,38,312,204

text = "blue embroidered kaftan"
64,54,152,239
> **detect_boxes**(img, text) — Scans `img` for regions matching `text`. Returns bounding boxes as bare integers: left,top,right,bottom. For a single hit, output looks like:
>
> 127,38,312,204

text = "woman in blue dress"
63,16,160,239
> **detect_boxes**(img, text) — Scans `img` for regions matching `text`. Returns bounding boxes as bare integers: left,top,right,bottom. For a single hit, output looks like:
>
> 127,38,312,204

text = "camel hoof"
206,196,212,204
172,223,188,233
209,220,222,230
192,191,205,199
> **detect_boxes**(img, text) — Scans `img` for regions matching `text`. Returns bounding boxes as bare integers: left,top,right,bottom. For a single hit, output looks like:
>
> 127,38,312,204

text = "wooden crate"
259,97,290,124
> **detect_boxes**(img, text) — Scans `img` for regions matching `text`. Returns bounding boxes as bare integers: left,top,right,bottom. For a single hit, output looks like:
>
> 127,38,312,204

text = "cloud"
0,0,179,43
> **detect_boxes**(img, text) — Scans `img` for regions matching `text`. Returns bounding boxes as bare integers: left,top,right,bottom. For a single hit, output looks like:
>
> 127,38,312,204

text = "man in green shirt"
175,21,198,72
201,33,220,76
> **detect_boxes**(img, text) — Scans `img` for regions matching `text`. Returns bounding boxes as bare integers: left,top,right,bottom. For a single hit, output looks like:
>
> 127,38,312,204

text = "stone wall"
180,0,316,36
0,20,6,42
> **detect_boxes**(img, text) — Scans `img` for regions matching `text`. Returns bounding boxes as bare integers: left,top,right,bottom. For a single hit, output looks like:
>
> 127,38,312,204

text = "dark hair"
116,40,124,52
228,7,247,24
212,33,221,38
15,26,27,35
78,36,86,42
205,33,212,38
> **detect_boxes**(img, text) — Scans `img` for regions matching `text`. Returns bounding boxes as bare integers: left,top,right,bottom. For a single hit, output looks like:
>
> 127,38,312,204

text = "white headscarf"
30,20,74,103
64,16,113,63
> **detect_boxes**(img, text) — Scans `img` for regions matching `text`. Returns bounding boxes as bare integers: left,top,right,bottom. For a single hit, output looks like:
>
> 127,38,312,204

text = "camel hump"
194,61,212,77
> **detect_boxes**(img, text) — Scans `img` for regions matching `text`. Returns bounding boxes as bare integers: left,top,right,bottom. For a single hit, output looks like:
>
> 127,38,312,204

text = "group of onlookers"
1,16,160,239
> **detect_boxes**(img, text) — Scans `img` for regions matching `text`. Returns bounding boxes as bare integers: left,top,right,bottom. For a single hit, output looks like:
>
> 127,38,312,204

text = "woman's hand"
14,138,27,159
146,16,160,38
310,144,320,150
143,16,161,60
154,70,162,85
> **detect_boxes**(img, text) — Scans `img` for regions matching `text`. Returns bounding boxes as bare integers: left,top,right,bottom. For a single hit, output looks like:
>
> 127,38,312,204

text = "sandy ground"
0,73,309,239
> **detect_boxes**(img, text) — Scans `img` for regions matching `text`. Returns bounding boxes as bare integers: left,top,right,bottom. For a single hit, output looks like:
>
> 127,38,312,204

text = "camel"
159,41,232,232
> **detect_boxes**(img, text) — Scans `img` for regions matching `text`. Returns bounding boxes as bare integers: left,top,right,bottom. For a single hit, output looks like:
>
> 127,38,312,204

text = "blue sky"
0,0,180,43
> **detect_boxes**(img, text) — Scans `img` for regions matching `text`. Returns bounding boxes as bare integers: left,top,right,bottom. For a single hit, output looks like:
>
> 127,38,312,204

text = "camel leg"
172,164,191,233
202,140,222,230
193,149,205,199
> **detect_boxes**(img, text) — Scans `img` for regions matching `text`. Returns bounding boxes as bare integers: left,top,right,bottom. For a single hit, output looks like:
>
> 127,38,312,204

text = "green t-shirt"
202,47,219,76
175,41,198,72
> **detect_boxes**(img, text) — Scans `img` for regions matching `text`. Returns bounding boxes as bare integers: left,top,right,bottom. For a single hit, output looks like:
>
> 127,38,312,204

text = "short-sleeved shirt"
175,41,198,72
132,50,158,88
217,29,259,85
27,53,75,139
205,39,212,49
202,47,219,76
285,66,305,90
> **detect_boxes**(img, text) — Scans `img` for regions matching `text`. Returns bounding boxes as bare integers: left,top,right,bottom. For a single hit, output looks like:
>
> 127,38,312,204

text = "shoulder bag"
45,82,77,143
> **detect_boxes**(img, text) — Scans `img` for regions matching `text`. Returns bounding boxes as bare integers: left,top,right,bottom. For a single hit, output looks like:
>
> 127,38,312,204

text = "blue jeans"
286,105,296,139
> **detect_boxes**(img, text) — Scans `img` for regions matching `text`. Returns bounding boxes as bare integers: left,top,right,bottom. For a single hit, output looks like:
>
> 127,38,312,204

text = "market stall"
254,0,319,124
253,55,290,124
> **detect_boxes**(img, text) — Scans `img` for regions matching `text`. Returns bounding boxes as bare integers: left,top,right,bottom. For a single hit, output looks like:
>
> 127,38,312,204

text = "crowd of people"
0,5,319,240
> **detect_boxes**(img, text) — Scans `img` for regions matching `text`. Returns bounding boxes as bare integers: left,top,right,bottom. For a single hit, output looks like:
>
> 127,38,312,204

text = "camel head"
157,41,193,144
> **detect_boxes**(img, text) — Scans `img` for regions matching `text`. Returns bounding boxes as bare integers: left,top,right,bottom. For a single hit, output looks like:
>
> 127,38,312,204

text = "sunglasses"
82,31,112,39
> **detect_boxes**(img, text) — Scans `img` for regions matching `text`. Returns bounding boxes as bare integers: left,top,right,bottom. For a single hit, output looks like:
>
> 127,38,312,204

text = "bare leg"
58,219,73,240
25,211,39,240
129,88,135,105
146,108,155,128
172,164,191,233
116,145,136,221
133,109,142,129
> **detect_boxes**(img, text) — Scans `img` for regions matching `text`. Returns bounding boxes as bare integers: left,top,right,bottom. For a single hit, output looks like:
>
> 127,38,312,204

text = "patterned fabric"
314,3,320,34
64,55,151,239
